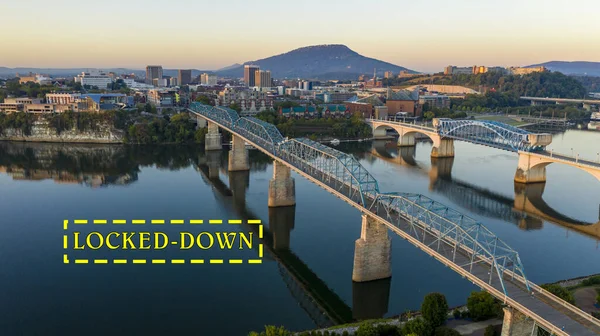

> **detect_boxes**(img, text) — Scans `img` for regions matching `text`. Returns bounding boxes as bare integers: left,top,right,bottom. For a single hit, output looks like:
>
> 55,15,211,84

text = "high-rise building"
255,70,271,88
200,73,217,86
384,71,394,79
244,65,259,87
146,65,163,85
178,69,192,86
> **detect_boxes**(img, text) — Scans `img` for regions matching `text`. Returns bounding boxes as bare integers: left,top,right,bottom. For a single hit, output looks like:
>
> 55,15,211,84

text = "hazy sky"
2,0,599,72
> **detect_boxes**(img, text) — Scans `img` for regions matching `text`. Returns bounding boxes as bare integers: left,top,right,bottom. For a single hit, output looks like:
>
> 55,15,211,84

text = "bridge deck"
190,107,600,336
534,151,600,170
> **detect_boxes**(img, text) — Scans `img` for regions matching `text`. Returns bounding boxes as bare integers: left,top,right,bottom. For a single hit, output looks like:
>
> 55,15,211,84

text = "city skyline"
2,0,599,73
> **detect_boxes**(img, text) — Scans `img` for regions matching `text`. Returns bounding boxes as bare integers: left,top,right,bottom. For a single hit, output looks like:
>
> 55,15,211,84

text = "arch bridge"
366,118,600,184
189,102,600,336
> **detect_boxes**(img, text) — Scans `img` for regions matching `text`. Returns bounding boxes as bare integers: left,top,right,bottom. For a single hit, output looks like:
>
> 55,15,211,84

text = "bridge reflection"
371,140,600,242
194,150,391,328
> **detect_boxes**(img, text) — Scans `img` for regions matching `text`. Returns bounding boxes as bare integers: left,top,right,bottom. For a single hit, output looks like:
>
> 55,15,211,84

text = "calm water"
0,129,599,336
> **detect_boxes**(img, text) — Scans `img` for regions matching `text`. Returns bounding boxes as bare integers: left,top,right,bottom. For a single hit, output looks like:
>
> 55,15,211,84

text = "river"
0,129,598,335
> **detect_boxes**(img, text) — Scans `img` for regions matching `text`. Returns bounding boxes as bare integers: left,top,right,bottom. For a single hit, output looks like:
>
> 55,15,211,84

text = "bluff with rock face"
0,119,124,143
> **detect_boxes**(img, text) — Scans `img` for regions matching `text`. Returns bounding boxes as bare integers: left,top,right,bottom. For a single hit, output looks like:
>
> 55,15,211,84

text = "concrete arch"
370,122,454,158
515,152,600,184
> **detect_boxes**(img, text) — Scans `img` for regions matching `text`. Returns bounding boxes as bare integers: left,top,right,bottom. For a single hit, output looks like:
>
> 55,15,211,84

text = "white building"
200,73,217,86
75,70,113,89
123,79,154,90
46,93,81,104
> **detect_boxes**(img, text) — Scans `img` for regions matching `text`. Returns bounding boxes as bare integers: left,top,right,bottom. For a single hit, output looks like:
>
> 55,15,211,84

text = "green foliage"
466,291,502,321
596,293,600,305
230,102,242,113
341,331,349,336
402,317,433,336
421,293,449,328
540,284,575,305
592,311,600,320
434,326,461,336
484,325,497,336
247,325,292,336
374,324,401,336
126,113,200,144
452,309,461,319
582,276,600,287
0,112,35,136
355,322,378,336
195,95,213,106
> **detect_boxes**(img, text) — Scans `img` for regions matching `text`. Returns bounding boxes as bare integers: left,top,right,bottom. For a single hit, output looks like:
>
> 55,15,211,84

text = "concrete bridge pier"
397,131,416,147
205,151,222,179
352,277,391,320
352,214,392,282
429,157,454,190
514,152,548,184
501,307,536,336
205,121,222,151
196,116,207,129
269,206,296,250
228,135,250,171
268,161,296,207
431,137,455,158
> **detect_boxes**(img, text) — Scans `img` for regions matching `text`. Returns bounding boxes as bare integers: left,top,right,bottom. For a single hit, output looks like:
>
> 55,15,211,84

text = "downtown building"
244,65,260,87
74,70,113,89
215,87,273,115
178,69,192,86
146,65,163,85
255,70,271,88
200,73,218,86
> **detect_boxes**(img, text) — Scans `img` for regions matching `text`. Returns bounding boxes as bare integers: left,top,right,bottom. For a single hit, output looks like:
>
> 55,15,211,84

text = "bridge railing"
190,103,532,297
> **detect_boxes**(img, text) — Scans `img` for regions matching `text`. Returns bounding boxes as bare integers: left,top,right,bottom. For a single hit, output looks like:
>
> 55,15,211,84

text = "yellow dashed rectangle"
259,225,263,239
170,220,184,224
248,220,261,224
152,259,166,264
93,220,107,224
259,244,263,258
210,259,224,264
132,259,147,264
113,220,126,224
228,219,242,224
248,259,262,264
209,220,223,225
63,254,69,264
151,219,165,224
75,259,89,264
74,220,88,224
171,259,185,264
229,259,243,264
63,235,67,249
63,220,69,230
113,259,127,264
132,220,146,224
190,259,205,264
94,259,108,264
190,220,204,224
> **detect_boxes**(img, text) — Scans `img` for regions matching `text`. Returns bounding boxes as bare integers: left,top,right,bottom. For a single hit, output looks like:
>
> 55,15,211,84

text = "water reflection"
370,140,600,242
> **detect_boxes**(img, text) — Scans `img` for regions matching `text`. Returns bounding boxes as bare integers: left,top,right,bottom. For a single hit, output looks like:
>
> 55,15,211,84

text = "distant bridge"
366,118,600,184
189,102,600,336
520,96,600,106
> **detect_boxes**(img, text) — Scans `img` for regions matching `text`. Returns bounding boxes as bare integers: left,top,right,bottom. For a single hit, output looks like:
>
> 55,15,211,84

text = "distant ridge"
527,61,600,77
0,67,214,79
216,44,417,79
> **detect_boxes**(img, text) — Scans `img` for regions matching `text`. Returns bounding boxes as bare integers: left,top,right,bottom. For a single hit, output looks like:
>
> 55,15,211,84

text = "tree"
248,325,292,336
421,293,449,328
230,102,242,113
195,95,213,105
540,284,575,305
402,317,433,336
434,326,461,336
355,322,378,336
466,291,501,321
484,325,497,336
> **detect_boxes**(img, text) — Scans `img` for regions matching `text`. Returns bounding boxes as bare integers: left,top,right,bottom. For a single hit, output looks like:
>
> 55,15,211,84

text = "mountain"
217,44,417,79
217,63,242,72
528,61,600,77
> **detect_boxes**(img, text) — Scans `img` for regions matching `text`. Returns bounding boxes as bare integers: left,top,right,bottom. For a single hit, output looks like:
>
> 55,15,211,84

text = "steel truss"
435,118,545,152
188,103,531,297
